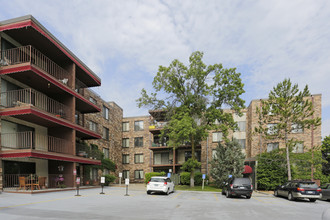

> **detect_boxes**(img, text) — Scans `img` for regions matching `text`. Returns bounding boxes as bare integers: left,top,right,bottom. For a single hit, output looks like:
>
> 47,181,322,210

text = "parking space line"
214,194,219,201
172,191,182,199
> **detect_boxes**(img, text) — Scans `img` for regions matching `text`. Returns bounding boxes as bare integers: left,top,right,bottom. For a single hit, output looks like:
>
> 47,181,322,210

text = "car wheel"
274,190,278,197
222,190,225,195
288,192,295,201
166,188,170,195
309,198,316,202
246,195,251,199
226,190,231,198
147,191,151,195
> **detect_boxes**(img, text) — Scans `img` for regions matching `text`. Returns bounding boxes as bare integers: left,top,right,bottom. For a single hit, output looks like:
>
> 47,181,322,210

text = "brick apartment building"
0,15,322,190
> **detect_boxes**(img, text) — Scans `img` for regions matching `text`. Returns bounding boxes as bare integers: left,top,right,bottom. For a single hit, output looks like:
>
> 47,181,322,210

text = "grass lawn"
175,185,222,192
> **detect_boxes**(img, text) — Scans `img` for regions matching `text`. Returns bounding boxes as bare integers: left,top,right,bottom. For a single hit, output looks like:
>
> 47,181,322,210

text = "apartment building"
119,95,321,183
0,15,102,191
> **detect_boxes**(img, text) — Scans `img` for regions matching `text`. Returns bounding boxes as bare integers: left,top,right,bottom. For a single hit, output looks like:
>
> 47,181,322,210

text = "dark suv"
274,180,322,202
222,177,253,199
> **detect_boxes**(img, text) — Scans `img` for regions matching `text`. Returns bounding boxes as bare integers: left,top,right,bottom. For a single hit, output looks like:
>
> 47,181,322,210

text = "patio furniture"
38,176,47,189
18,176,31,190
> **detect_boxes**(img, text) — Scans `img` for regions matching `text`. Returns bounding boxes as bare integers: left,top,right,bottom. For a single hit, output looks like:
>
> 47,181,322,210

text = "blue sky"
1,0,329,138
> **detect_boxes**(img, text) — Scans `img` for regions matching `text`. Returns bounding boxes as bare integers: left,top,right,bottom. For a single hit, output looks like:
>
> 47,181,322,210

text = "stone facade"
121,116,153,183
247,94,322,158
83,89,123,182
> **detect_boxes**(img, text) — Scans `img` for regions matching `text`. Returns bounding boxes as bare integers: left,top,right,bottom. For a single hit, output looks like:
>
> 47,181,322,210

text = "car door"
322,184,330,199
278,182,289,196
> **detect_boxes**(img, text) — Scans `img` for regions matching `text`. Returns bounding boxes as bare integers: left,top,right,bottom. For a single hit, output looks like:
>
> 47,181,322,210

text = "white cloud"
1,0,330,124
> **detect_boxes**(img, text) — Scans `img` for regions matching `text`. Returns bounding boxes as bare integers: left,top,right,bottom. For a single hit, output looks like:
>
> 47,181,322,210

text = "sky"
0,0,329,138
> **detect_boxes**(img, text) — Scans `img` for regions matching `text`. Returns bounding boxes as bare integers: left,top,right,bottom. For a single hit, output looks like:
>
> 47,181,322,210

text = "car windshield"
234,178,251,185
299,183,318,188
150,178,165,183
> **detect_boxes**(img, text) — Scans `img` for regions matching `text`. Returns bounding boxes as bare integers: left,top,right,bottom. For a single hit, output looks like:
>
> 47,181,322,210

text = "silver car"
147,176,174,195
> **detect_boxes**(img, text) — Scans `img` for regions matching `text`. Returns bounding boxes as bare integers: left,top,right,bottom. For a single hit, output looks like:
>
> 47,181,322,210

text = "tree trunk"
190,135,195,187
285,132,292,180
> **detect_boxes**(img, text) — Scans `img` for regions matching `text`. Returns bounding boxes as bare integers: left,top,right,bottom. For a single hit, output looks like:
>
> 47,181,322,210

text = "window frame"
122,154,130,164
122,138,130,148
134,154,144,164
134,137,143,147
212,132,223,142
134,121,144,131
134,170,144,179
103,127,109,140
122,122,129,132
103,105,109,120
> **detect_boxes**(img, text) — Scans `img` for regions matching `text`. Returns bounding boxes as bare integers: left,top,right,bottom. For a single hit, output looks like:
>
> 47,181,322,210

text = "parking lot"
0,186,329,220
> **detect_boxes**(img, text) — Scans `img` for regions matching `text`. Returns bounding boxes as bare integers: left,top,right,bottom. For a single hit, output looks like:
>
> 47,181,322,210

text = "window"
122,122,129,132
267,123,278,135
134,121,144,131
185,151,201,162
154,152,169,165
134,170,144,179
237,139,246,149
212,132,223,142
103,169,109,175
236,121,246,132
89,97,97,104
103,148,109,159
92,168,98,181
134,137,143,147
123,170,129,179
89,121,98,132
134,154,144,164
291,123,303,133
122,138,129,148
103,105,109,120
267,142,279,152
212,149,217,159
293,142,304,153
122,154,130,164
103,127,109,140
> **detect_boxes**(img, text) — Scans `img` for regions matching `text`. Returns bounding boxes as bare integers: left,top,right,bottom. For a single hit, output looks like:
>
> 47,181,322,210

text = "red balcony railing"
0,88,70,119
1,131,72,154
0,45,71,86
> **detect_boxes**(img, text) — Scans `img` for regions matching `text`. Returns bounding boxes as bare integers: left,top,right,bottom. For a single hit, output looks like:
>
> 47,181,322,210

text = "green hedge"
180,172,209,185
104,174,116,186
144,172,166,184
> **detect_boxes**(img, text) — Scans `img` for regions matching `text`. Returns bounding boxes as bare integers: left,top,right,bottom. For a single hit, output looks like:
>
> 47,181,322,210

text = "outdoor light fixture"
58,165,64,172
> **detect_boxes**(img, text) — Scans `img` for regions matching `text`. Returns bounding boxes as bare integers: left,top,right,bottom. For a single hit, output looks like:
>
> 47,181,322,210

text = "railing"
151,142,168,147
75,78,87,95
0,45,71,86
0,88,70,119
1,131,72,154
3,174,73,190
76,143,103,160
149,121,168,130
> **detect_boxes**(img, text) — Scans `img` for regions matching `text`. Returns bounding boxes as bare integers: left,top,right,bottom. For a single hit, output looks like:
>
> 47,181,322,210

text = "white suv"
147,176,174,195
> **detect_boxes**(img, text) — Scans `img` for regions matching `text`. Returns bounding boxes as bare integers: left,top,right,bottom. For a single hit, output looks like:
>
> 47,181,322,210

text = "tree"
255,79,321,180
210,141,245,188
137,51,245,187
322,136,330,176
256,149,288,190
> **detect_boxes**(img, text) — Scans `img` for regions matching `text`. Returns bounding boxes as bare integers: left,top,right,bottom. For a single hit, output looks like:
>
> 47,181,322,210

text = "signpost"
100,177,105,194
125,178,129,196
75,177,81,196
202,174,206,190
119,172,122,186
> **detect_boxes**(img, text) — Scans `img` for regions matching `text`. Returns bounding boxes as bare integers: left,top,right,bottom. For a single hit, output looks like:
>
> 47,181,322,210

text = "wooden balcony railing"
0,88,70,120
1,131,72,154
0,45,71,86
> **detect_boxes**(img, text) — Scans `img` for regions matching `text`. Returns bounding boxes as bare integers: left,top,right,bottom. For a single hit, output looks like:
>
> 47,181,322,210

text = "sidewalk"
110,183,146,191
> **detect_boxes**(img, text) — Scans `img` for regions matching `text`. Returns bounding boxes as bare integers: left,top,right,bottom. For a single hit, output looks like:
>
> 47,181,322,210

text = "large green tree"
322,136,330,176
137,51,245,187
210,141,245,188
255,79,321,180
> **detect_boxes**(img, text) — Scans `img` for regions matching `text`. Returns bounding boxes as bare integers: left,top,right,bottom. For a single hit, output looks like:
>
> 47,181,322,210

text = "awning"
242,165,253,174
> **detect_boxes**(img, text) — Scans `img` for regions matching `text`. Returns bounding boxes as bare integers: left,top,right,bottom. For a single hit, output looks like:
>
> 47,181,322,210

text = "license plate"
306,191,314,194
154,184,158,187
239,187,245,189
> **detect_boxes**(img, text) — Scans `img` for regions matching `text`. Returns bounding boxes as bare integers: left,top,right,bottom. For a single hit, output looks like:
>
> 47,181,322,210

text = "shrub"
180,172,190,185
194,172,209,186
104,174,116,186
144,172,166,184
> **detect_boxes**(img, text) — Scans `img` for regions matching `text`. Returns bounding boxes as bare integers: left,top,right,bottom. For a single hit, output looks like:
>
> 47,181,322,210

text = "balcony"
0,88,70,120
1,131,72,154
0,46,100,113
0,45,71,86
